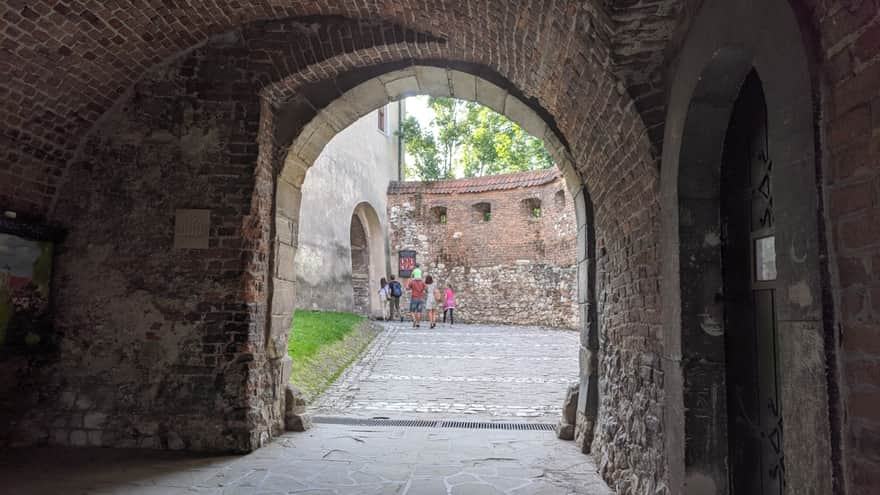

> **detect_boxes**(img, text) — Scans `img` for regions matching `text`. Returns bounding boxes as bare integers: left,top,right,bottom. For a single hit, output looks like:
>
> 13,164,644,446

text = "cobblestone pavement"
2,425,612,494
311,322,580,422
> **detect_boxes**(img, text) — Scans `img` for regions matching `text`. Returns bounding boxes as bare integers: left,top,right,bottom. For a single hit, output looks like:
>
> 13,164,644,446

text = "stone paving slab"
0,425,612,494
311,322,580,422
0,323,611,495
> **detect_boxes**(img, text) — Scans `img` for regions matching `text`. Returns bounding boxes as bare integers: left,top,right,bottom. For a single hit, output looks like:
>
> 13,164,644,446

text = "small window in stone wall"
555,189,566,208
472,202,491,222
431,206,448,224
523,198,542,219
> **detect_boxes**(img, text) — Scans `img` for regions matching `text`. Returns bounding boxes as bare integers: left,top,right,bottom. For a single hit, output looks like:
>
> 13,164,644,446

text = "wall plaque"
174,209,211,249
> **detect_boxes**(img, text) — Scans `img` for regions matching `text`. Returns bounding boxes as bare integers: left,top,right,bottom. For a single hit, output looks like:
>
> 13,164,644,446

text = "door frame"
659,0,835,493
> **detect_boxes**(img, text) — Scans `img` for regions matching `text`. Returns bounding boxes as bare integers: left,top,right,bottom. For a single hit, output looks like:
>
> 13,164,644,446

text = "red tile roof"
388,169,562,195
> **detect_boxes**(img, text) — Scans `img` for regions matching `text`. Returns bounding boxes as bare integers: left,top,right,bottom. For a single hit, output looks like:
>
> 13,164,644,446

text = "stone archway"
6,14,664,492
660,0,836,493
349,202,384,317
267,64,602,460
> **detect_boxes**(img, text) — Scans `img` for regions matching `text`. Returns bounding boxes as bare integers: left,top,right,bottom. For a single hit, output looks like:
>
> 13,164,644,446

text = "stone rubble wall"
387,176,578,329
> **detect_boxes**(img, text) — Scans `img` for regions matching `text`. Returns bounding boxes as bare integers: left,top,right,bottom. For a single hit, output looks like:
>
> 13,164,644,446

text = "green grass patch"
288,310,364,362
288,310,379,403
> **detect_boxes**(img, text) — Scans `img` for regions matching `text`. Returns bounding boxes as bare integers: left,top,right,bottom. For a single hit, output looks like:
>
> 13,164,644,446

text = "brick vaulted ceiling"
1,0,707,219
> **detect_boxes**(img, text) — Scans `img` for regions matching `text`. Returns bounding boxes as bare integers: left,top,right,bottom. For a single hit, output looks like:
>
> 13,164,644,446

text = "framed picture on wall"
398,250,416,278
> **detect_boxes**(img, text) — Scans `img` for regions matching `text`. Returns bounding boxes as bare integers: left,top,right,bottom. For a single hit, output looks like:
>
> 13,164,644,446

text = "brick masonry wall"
1,16,447,454
1,1,877,493
387,174,578,329
20,2,880,493
813,1,880,492
0,11,670,493
1,56,263,452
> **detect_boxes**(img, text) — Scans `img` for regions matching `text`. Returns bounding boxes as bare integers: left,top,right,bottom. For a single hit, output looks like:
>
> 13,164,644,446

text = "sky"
402,95,433,128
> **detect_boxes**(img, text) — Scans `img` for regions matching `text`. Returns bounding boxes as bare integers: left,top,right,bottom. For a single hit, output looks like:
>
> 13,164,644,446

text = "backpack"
389,281,402,297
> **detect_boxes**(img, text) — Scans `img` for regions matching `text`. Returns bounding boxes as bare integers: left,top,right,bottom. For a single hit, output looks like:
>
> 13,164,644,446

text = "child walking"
442,284,455,325
378,277,390,321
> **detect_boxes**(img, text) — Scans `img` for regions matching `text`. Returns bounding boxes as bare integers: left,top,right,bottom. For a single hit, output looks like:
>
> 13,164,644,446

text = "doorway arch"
660,0,835,493
349,202,384,317
349,210,370,315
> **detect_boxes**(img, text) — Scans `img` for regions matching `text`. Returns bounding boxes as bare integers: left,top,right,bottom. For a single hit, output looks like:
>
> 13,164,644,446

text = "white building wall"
294,104,402,314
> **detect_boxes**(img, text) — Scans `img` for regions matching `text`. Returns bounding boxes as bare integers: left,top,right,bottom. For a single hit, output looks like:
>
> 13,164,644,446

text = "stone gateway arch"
0,1,876,494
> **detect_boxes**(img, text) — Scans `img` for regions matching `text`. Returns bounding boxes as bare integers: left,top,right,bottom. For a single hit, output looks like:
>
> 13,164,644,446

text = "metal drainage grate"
313,417,439,428
312,416,555,431
439,420,554,431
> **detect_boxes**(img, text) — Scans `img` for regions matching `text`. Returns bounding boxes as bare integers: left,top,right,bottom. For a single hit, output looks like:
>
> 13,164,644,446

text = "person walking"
378,277,390,321
388,275,403,322
442,284,456,325
406,273,426,328
424,275,440,329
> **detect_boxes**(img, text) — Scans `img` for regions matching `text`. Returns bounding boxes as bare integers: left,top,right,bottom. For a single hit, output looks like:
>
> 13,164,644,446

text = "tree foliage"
398,97,553,180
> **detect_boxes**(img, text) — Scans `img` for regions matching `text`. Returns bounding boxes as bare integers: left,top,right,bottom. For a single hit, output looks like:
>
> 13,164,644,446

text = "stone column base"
284,384,312,432
575,410,596,454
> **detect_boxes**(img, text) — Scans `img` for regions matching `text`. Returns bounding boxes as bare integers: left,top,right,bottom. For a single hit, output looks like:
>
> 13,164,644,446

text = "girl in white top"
424,275,440,329
378,278,390,321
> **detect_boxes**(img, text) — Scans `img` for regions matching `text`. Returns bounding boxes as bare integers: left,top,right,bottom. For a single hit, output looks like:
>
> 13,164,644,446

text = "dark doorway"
350,214,370,315
720,70,784,495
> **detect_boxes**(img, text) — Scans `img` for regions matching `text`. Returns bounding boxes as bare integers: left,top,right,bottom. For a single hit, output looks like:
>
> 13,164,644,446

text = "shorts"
409,299,424,313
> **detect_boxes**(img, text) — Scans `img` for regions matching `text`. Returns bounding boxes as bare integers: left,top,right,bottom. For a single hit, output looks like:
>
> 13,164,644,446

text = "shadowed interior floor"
1,424,612,494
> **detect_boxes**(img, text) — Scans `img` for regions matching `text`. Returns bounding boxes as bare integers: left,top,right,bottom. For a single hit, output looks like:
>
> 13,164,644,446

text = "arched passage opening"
349,202,384,317
661,1,837,493
3,13,665,492
266,64,602,456
348,211,370,315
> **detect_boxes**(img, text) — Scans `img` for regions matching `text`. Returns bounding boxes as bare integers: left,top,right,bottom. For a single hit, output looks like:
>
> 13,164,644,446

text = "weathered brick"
845,359,880,392
832,62,880,116
848,388,880,422
839,208,880,249
830,105,872,148
821,0,879,50
831,135,873,180
844,321,880,354
831,181,874,215
837,254,874,285
851,457,880,492
856,19,880,62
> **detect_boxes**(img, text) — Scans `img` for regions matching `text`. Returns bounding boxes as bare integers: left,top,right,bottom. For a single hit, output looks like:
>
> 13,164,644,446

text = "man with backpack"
388,275,403,322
